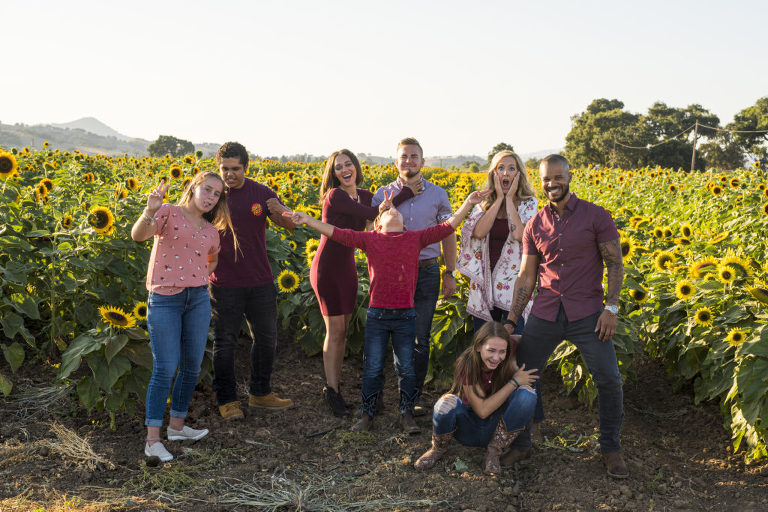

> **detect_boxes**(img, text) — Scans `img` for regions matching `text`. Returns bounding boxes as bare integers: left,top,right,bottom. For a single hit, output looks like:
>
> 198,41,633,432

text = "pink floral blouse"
145,204,220,295
457,198,538,321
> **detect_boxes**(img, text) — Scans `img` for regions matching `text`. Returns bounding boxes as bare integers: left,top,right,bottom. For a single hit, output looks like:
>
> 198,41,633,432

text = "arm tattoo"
510,278,534,320
509,224,516,233
599,238,624,305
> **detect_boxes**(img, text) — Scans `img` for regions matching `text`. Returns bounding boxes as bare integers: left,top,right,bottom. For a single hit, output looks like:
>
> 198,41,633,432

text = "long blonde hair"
448,322,517,399
178,171,239,255
481,150,536,211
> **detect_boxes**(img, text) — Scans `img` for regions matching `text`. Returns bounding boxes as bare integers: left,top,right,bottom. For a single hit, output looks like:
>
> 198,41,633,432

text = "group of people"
132,138,628,479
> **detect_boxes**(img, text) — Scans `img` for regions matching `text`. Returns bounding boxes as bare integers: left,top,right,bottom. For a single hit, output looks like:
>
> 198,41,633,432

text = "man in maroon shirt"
209,142,296,420
502,154,627,478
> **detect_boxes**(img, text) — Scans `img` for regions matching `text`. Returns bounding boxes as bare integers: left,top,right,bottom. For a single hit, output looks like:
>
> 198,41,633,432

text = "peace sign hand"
466,189,491,205
378,189,395,212
146,179,169,215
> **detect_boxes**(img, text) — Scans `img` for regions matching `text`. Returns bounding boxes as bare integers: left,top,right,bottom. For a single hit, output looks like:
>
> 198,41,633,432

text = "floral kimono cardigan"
457,198,538,322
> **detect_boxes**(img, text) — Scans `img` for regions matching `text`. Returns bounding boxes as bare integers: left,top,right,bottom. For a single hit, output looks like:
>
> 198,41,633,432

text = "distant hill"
51,117,129,141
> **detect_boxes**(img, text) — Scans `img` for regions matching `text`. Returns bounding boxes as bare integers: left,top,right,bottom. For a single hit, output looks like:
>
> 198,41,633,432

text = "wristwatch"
444,269,457,278
604,304,618,315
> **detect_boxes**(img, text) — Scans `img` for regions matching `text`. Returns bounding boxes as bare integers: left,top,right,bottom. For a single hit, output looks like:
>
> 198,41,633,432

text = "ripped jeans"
432,387,537,447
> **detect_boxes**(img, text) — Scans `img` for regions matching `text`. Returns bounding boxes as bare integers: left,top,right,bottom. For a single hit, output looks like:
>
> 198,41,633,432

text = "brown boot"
350,413,373,432
500,447,531,467
484,419,521,475
602,451,629,479
414,430,453,470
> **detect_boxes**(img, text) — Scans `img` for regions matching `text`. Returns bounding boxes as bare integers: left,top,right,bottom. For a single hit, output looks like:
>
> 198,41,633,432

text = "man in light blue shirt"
372,137,455,432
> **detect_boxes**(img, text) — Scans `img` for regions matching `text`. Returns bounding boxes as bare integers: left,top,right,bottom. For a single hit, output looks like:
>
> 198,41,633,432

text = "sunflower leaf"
0,311,24,339
77,377,99,410
88,353,131,392
104,335,129,364
1,342,24,373
58,334,100,380
0,372,12,397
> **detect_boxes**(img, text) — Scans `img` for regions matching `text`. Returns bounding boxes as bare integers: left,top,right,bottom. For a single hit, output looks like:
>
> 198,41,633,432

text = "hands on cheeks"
377,190,394,212
594,310,617,342
506,171,520,199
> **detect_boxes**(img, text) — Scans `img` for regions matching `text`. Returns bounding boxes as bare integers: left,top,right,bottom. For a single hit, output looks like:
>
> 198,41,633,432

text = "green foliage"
730,97,768,161
147,135,195,157
487,142,515,164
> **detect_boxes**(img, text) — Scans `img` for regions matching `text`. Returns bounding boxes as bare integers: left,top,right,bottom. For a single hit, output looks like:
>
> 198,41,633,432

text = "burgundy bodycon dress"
310,187,412,316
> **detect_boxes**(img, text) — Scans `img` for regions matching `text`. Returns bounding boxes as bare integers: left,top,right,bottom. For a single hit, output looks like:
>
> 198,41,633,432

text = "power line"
614,123,696,150
697,123,768,134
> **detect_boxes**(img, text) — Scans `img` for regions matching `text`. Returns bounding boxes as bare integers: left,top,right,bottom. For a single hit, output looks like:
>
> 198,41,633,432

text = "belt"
418,257,439,268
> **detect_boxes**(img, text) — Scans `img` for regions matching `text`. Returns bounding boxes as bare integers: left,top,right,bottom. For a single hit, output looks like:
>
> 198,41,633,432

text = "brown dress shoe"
602,451,629,479
351,413,373,432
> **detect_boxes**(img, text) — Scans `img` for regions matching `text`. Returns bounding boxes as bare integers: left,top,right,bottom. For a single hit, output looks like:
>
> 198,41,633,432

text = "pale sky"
3,0,766,157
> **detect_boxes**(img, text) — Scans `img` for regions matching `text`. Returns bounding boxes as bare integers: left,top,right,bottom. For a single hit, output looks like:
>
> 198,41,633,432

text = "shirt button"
559,248,563,252
558,233,563,236
560,263,564,266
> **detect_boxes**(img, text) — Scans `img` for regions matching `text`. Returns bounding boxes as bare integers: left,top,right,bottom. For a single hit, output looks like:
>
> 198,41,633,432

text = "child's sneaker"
144,441,173,462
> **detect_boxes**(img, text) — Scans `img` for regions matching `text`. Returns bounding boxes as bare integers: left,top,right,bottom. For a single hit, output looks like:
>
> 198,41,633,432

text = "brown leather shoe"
399,412,421,435
218,401,244,420
249,392,293,410
602,451,629,479
500,447,532,467
351,414,373,432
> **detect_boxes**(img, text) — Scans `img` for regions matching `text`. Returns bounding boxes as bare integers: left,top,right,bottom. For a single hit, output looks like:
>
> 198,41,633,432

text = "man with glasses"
371,137,455,433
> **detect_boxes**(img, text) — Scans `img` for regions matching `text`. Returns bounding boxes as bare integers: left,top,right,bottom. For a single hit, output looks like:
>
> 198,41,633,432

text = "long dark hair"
318,149,364,204
448,321,517,399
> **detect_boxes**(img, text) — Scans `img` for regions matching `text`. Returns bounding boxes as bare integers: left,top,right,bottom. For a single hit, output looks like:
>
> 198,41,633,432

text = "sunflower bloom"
126,177,139,191
629,286,649,304
711,185,723,196
694,307,714,327
747,280,768,305
0,151,19,178
62,215,73,229
680,223,693,238
725,328,746,347
276,269,300,293
40,178,54,191
132,302,148,320
689,258,718,278
169,165,183,179
288,240,298,251
89,206,115,234
675,280,695,300
763,203,768,216
708,232,729,244
654,251,675,271
98,306,136,329
619,236,636,262
717,264,737,284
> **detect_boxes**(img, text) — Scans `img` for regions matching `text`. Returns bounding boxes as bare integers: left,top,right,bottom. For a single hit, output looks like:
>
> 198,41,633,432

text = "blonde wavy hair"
480,150,536,211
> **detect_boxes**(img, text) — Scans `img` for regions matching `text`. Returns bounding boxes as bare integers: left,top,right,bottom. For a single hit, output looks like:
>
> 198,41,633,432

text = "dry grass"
0,489,171,512
43,422,115,471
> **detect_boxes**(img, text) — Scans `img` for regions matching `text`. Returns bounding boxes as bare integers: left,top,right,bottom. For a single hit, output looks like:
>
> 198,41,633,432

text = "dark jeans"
473,312,545,424
362,307,417,418
512,305,624,452
411,262,441,397
210,283,277,406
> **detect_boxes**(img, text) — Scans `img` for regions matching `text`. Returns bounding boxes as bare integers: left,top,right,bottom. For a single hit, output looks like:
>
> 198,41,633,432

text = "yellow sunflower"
688,258,718,278
126,177,139,191
654,251,675,271
711,185,723,196
182,177,193,190
311,176,321,186
680,223,693,238
192,166,200,175
720,253,751,277
169,165,183,179
653,226,664,238
276,269,300,293
83,172,95,183
370,184,378,194
0,151,19,178
89,206,115,234
40,178,55,192
694,307,714,327
36,183,49,197
717,264,737,284
708,231,729,244
747,280,768,305
725,328,746,347
729,177,740,189
668,184,677,193
675,237,691,246
62,215,73,229
763,203,768,216
675,280,695,300
619,235,636,262
288,240,298,251
115,188,128,199
184,155,195,164
662,226,673,238
98,306,137,329
629,286,649,304
132,302,148,320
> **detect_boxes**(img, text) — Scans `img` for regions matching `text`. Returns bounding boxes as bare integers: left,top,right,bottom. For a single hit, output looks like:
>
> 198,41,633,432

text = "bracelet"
510,377,520,388
141,213,155,226
504,319,517,328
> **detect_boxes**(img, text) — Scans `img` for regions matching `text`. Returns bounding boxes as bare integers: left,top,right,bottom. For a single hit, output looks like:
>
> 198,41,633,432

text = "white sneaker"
167,425,209,441
144,441,173,462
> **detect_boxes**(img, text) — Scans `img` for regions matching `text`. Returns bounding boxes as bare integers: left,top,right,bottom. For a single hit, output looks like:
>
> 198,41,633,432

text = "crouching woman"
414,321,538,475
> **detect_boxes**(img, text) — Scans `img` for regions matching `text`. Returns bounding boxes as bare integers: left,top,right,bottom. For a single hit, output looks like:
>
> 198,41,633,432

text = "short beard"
404,168,420,179
547,183,570,204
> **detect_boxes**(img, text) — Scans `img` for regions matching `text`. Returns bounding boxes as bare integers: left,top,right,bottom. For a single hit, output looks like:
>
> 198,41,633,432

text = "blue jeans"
512,305,624,452
362,307,417,417
412,262,441,396
432,388,537,446
145,286,211,427
472,313,545,424
210,283,277,405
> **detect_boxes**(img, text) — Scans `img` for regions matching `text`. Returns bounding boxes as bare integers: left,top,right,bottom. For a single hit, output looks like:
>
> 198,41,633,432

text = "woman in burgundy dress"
311,149,412,416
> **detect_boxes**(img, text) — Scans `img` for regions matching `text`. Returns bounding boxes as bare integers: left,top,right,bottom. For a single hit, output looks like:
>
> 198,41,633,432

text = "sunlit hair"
481,150,536,210
216,141,249,168
448,321,517,399
319,149,364,205
177,171,239,255
397,137,423,157
372,208,405,232
540,153,570,171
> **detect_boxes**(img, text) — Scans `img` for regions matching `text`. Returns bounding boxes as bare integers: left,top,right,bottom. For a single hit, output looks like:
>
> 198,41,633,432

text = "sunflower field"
0,145,766,460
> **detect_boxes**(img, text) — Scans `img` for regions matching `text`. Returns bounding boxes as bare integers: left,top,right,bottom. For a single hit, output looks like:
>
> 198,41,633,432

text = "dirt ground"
1,333,767,512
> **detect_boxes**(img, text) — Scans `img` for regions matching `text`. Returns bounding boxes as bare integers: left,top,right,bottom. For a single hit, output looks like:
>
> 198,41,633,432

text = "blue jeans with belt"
433,387,537,446
412,262,441,397
145,286,211,427
362,307,418,418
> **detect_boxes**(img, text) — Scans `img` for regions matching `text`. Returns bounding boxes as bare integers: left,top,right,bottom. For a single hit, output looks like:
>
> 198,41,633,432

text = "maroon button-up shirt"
522,193,619,322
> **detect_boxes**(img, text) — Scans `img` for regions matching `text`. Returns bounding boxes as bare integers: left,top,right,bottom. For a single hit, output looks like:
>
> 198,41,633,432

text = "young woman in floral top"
131,172,236,462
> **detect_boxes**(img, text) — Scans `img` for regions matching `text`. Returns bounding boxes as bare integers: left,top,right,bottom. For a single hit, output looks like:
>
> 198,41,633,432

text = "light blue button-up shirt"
372,177,453,260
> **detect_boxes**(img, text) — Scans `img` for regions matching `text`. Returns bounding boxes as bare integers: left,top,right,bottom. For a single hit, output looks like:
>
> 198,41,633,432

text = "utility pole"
690,120,699,171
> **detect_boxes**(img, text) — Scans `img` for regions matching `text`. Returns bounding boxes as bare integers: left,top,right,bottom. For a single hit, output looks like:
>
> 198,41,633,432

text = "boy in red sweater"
286,189,489,432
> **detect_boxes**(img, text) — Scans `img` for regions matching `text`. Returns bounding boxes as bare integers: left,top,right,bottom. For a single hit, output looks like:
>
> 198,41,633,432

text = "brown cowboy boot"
484,419,521,475
414,430,453,470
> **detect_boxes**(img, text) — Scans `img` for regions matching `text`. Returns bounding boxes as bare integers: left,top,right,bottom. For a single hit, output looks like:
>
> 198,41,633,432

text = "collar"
548,192,578,214
396,175,428,190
